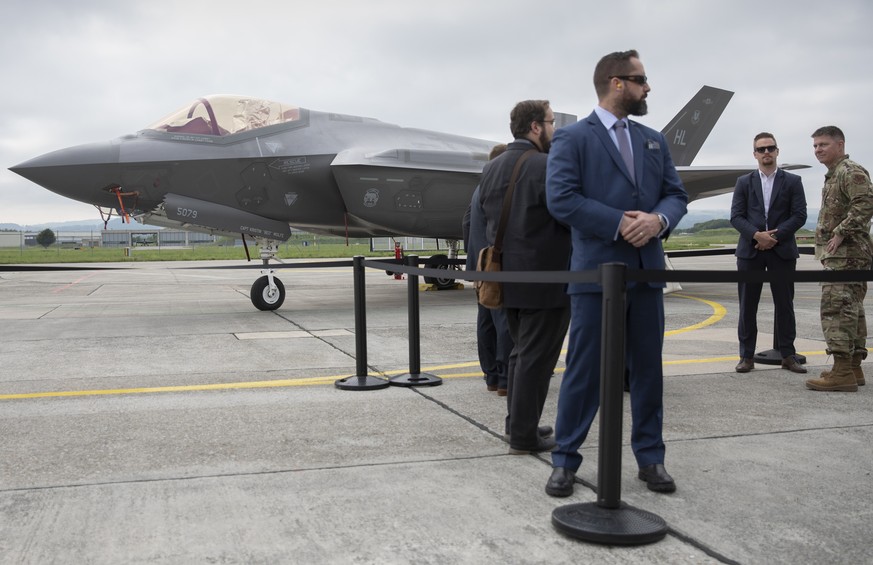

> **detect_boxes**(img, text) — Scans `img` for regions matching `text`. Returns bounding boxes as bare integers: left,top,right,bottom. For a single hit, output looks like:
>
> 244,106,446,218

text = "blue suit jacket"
730,169,807,260
546,110,688,293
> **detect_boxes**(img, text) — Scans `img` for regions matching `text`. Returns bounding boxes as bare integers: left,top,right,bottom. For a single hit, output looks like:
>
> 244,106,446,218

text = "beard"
623,94,648,117
538,128,552,153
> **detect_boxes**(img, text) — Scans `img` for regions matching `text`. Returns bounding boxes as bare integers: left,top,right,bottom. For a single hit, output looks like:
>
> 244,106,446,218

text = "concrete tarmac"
0,254,871,564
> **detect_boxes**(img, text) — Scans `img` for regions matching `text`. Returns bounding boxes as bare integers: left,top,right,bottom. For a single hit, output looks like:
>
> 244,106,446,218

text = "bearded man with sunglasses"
545,50,687,496
730,133,808,374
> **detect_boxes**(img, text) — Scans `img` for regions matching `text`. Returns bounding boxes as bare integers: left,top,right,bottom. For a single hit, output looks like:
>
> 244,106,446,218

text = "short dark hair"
593,50,640,98
811,125,845,141
754,132,777,146
509,100,550,138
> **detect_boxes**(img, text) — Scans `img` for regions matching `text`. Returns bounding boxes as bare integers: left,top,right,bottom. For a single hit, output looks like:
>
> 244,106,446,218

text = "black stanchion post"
597,261,626,508
754,313,807,365
390,255,442,387
335,255,390,391
551,262,667,545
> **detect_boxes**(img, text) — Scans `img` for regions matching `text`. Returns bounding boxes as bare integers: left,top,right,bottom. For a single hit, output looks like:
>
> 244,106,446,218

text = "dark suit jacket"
730,169,807,260
479,139,571,309
545,111,688,294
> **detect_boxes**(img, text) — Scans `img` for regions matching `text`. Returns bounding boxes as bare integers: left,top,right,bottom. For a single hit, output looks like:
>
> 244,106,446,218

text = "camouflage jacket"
815,155,873,266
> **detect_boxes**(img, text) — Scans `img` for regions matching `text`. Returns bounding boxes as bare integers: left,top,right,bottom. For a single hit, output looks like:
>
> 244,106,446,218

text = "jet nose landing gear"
251,270,286,311
246,238,286,311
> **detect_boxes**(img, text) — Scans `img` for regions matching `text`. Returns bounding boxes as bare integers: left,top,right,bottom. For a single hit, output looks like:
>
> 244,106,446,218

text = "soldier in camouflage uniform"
805,126,873,392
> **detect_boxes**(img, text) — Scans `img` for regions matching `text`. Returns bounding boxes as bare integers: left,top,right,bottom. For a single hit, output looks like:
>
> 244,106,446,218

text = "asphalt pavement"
0,254,870,564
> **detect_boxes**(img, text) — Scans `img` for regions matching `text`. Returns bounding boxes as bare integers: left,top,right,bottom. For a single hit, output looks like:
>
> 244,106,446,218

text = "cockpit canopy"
146,95,302,136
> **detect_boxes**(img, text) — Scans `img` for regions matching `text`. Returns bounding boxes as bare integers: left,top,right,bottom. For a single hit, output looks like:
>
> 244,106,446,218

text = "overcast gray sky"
2,0,871,226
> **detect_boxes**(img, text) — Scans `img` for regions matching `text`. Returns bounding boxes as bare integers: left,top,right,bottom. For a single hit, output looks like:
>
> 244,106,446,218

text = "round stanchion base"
755,349,806,366
389,373,443,387
334,375,390,391
552,501,667,546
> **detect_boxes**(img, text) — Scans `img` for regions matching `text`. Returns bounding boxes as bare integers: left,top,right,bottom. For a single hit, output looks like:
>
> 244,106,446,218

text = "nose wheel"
250,273,285,310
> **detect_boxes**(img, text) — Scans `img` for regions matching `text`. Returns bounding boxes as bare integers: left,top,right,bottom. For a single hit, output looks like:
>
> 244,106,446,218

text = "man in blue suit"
730,133,807,374
544,50,687,496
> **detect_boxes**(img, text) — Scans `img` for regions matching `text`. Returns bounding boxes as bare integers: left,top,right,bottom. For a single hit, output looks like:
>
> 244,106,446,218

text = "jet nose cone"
10,141,122,205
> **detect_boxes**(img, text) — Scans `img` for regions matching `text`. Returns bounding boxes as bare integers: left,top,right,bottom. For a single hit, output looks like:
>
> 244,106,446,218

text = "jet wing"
678,163,810,202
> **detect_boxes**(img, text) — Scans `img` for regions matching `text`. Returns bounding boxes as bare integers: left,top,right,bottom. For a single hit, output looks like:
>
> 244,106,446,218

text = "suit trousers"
476,303,511,388
503,306,570,449
552,285,666,472
736,251,797,358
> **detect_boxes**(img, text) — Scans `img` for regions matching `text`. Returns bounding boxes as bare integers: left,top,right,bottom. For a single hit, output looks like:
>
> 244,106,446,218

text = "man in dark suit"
544,50,687,496
731,133,808,374
479,100,571,455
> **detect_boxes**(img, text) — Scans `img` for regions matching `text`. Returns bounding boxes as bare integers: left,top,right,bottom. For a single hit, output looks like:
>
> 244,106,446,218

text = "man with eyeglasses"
544,50,687,496
730,133,808,375
805,126,873,392
479,100,571,454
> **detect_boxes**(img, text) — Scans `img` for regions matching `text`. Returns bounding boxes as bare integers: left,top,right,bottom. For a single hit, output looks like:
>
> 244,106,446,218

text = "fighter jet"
10,86,806,311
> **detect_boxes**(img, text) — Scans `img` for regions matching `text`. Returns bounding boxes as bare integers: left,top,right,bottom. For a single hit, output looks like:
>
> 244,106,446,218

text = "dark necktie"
614,120,635,182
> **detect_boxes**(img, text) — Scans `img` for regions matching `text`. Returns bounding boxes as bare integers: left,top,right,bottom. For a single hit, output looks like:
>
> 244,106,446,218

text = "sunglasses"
755,145,778,154
610,75,648,85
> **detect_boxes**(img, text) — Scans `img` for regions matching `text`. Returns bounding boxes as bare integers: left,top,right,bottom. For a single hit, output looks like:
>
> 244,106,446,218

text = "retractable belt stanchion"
755,314,807,365
335,255,390,391
551,262,667,545
390,255,442,387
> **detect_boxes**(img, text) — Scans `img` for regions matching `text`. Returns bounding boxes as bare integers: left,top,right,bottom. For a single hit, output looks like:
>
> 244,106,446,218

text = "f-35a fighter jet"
12,86,802,310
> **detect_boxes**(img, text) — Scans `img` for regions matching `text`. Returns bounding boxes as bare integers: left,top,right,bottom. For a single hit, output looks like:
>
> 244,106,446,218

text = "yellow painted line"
0,376,341,400
0,293,819,401
664,351,827,366
665,294,727,336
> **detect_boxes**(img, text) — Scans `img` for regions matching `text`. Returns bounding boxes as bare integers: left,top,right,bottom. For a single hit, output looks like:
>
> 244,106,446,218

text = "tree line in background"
674,219,734,234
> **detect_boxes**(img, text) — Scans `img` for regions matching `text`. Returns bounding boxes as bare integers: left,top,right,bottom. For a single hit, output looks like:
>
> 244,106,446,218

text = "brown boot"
850,352,866,386
806,356,858,392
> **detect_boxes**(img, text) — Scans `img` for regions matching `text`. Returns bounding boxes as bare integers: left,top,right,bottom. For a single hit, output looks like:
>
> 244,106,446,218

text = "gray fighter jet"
10,86,805,310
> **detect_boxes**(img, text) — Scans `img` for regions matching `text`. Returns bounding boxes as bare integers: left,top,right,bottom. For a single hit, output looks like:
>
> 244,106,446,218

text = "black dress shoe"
638,463,676,493
735,358,754,373
545,467,576,497
504,426,554,440
782,356,808,374
508,436,556,455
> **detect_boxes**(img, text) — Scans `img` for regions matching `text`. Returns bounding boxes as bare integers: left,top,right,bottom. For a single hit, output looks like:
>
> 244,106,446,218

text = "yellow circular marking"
665,293,727,336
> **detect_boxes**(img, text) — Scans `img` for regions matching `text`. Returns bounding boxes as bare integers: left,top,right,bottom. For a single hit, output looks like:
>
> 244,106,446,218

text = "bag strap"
494,149,537,250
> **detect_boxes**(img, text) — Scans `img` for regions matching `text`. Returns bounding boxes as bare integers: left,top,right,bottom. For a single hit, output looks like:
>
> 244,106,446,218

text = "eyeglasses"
755,145,778,154
610,75,648,85
540,119,556,126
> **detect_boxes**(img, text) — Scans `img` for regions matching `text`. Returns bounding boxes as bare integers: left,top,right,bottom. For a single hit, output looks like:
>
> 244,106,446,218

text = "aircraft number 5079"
176,207,198,219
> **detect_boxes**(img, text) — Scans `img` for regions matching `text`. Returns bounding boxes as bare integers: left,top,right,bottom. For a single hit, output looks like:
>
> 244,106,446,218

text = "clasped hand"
620,211,660,248
754,229,778,250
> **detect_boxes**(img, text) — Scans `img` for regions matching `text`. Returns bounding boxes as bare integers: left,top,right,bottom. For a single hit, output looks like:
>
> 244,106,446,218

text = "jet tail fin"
660,85,733,166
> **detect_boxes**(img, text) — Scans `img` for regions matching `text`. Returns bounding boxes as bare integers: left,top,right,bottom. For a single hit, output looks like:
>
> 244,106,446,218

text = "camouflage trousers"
820,281,868,357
